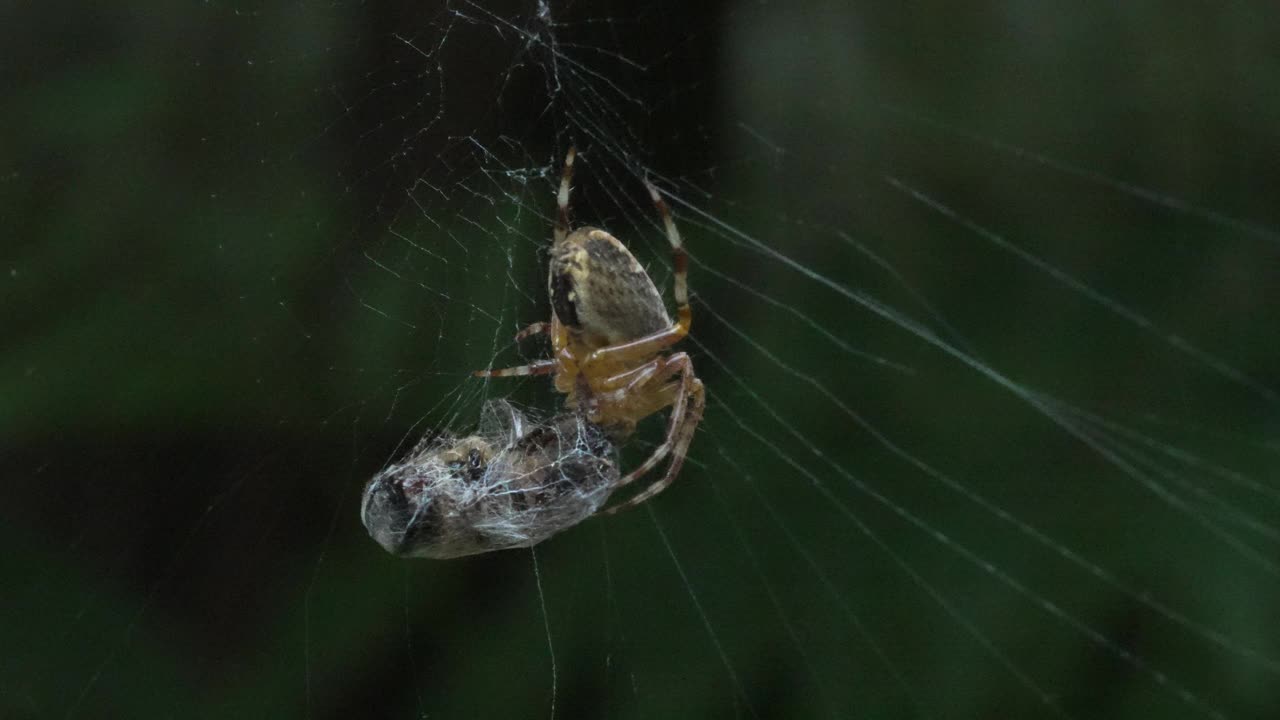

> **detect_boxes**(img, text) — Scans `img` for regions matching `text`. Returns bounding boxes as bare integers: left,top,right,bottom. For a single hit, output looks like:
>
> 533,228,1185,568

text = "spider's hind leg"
600,352,705,514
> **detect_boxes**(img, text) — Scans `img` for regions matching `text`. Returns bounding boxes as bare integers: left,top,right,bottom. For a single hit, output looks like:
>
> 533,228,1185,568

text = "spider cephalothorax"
476,147,704,513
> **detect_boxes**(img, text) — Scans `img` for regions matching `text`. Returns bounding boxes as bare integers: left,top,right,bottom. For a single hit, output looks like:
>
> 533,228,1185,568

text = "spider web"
4,2,1280,718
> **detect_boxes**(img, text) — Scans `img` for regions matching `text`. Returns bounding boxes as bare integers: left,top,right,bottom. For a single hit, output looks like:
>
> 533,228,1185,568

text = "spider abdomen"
549,228,671,346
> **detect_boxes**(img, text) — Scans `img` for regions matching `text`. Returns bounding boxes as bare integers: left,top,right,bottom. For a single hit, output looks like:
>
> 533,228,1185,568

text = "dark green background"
4,2,1278,718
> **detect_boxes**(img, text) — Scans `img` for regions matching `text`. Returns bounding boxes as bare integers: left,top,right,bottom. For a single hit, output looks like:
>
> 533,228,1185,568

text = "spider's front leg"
577,312,691,381
599,351,705,513
473,317,576,382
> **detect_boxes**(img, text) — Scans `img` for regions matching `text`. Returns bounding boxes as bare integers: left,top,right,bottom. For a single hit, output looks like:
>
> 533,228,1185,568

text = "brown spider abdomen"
549,227,671,347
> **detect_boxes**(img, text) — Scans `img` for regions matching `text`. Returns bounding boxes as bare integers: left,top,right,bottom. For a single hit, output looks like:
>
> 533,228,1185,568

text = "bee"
361,400,618,559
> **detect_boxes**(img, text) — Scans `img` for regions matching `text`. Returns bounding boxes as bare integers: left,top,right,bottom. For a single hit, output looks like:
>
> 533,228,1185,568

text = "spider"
475,147,704,514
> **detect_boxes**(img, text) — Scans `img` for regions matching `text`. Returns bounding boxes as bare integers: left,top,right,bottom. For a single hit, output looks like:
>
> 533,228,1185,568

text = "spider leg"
473,360,557,378
482,320,572,382
580,315,690,375
514,321,550,342
580,180,691,373
572,358,668,436
591,358,663,395
553,147,576,245
643,179,688,309
611,355,692,485
603,385,702,513
600,352,705,514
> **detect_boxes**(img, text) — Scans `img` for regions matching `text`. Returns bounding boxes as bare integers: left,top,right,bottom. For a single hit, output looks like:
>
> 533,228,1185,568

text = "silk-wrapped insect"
361,400,619,559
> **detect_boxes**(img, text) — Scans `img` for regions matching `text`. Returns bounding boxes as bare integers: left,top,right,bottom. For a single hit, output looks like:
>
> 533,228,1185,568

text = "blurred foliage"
3,2,1279,719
